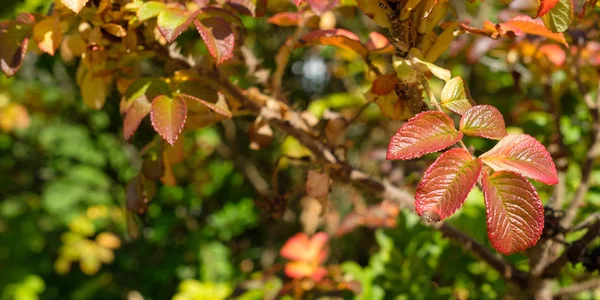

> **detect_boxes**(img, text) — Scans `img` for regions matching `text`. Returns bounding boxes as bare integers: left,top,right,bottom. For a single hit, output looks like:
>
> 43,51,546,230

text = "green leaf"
542,0,572,33
157,8,198,43
440,76,473,115
137,1,165,22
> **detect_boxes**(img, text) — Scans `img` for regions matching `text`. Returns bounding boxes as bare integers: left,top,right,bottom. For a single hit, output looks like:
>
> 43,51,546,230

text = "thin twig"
272,23,305,101
553,278,600,298
543,219,600,278
346,102,372,125
569,213,600,232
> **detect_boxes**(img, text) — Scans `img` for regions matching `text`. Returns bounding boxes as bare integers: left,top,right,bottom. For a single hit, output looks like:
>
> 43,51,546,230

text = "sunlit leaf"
157,8,197,43
424,23,458,62
482,171,544,255
33,16,62,56
137,1,165,22
480,134,559,184
150,95,187,145
440,76,473,115
537,0,559,17
101,24,126,37
503,15,567,46
386,111,462,160
61,0,89,13
415,148,482,222
366,31,395,55
459,105,507,140
296,29,369,58
194,18,235,65
542,0,573,33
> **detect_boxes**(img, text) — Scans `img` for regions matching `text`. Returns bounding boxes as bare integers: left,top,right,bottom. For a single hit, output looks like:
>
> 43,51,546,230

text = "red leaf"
157,8,198,43
0,13,34,77
459,105,507,140
295,0,304,7
537,0,560,17
482,171,544,255
386,111,463,160
268,12,302,27
480,134,559,184
306,0,339,15
194,18,235,65
371,73,398,96
296,29,369,58
123,97,152,140
415,148,482,222
150,95,187,145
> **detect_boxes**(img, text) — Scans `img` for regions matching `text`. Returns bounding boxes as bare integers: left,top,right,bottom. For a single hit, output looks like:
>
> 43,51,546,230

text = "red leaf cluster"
386,106,557,254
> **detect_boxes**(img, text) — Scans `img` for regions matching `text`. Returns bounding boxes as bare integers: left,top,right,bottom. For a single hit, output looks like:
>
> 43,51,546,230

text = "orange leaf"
296,29,369,58
371,73,398,96
502,16,567,46
268,12,302,27
537,0,559,17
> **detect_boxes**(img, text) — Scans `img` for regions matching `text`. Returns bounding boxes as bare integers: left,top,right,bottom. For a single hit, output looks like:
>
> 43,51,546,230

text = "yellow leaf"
101,24,127,37
424,23,458,62
33,16,63,55
61,0,90,14
80,71,109,109
542,0,572,33
60,33,86,62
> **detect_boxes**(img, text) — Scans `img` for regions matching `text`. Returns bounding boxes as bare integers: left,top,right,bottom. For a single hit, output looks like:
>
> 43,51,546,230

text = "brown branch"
542,219,600,278
214,73,528,286
553,278,600,298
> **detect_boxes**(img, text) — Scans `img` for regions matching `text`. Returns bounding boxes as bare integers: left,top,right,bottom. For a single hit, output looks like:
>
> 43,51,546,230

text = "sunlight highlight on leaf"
482,171,544,255
480,134,558,184
386,111,462,160
415,148,482,222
